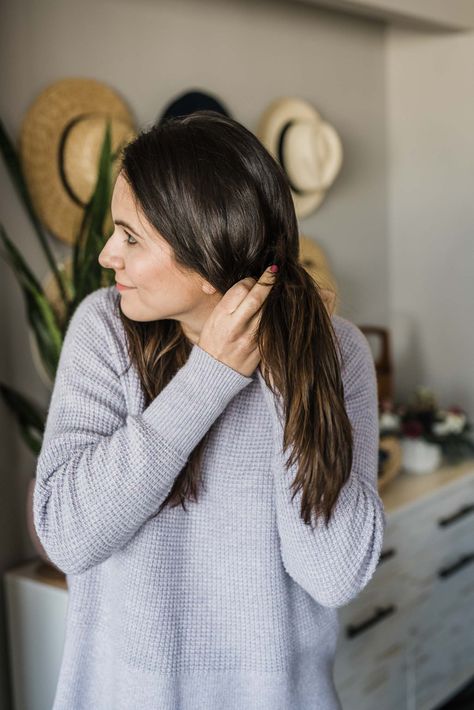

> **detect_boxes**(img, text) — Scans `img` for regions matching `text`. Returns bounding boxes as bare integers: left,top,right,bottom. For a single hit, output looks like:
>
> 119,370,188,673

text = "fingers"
245,308,262,342
230,266,278,321
255,267,278,290
238,267,278,320
219,276,257,314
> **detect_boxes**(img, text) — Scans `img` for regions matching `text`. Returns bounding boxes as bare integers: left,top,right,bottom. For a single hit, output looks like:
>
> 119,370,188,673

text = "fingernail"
269,264,279,273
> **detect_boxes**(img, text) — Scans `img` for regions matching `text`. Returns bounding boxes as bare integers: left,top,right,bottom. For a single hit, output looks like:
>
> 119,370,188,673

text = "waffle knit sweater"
34,285,386,710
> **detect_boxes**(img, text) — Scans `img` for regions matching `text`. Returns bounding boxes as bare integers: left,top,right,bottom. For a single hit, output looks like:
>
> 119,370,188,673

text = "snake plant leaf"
74,237,105,303
0,224,63,376
27,287,63,378
0,383,46,456
0,222,44,293
72,120,114,308
0,118,68,303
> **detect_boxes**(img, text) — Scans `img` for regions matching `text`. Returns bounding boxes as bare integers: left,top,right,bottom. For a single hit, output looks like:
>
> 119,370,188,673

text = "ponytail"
257,259,353,527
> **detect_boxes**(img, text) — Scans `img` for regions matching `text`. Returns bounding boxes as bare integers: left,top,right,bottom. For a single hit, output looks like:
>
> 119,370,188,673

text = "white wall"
386,25,474,413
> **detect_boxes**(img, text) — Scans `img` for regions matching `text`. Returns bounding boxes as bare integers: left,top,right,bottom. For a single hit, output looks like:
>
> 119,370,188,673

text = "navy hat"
158,89,231,124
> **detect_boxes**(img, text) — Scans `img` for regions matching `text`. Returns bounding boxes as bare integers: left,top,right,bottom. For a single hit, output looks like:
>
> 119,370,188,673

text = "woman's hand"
198,266,278,377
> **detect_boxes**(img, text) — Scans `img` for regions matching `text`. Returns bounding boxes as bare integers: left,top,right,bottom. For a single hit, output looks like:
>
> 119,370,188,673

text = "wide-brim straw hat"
19,77,137,245
256,97,343,219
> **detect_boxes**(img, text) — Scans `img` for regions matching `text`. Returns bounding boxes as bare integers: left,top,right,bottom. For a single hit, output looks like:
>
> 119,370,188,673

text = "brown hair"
114,110,353,528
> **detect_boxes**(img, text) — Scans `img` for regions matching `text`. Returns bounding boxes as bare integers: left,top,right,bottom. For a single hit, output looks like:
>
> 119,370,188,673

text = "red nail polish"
269,264,279,273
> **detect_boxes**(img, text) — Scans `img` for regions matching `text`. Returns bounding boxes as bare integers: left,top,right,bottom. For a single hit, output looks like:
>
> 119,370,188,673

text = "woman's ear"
201,281,217,295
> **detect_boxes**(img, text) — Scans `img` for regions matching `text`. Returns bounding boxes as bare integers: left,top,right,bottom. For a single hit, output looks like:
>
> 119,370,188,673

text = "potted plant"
0,117,118,568
379,386,474,474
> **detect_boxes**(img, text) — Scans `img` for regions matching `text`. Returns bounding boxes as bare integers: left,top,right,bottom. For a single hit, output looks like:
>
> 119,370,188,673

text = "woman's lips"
115,282,136,291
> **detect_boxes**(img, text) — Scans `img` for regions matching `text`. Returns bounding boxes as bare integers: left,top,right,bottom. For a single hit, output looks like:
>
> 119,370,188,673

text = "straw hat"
299,235,340,315
19,77,137,245
256,97,343,219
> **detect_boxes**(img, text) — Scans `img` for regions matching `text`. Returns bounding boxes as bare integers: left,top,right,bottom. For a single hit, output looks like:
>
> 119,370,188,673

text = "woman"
34,111,386,710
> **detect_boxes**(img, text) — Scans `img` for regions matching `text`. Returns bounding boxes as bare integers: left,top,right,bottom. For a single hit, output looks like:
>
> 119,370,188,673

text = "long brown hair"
114,110,353,528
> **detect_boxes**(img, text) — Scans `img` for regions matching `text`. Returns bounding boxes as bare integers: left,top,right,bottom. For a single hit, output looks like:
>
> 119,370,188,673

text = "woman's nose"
98,242,124,270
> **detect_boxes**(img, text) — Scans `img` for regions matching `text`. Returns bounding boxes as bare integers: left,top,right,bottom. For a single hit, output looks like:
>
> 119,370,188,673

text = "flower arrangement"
379,386,474,466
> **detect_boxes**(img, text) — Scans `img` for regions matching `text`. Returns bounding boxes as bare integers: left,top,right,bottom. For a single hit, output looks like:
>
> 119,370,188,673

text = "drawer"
413,553,474,644
342,502,470,617
412,564,474,710
373,476,473,581
334,602,410,709
387,473,474,553
378,473,474,590
382,504,423,553
340,507,433,618
336,592,410,667
400,511,474,591
446,577,474,678
344,552,419,619
335,648,407,710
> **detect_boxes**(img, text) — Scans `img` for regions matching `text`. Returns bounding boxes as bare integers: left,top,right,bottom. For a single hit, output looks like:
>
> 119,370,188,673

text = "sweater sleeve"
270,319,387,609
33,292,253,575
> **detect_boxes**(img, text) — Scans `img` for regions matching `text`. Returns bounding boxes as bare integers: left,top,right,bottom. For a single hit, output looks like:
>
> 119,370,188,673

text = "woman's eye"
123,231,138,246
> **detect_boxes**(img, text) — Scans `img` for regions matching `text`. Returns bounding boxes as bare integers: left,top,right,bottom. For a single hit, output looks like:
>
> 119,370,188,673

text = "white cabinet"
4,562,68,710
334,460,474,710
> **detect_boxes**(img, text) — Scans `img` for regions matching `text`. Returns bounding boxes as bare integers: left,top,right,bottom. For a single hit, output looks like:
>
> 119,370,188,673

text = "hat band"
277,121,306,197
58,113,96,209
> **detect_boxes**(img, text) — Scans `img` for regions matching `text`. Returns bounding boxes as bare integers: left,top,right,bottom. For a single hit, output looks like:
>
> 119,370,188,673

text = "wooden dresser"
334,458,474,710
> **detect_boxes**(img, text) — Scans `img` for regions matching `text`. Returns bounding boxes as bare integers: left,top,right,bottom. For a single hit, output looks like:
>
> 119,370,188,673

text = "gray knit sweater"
34,285,386,710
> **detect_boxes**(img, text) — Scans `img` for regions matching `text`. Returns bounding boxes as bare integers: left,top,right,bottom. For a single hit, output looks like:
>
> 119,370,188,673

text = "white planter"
401,437,442,474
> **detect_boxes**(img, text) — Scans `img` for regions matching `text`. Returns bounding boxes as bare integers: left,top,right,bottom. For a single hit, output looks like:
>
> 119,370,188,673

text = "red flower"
402,420,424,438
447,405,465,415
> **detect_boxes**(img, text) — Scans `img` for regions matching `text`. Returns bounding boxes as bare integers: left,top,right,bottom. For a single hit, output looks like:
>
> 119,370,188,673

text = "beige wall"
386,25,474,412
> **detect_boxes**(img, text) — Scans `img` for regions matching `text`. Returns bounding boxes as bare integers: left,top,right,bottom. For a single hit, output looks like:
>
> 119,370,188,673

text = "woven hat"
299,234,340,315
19,77,137,245
256,97,343,219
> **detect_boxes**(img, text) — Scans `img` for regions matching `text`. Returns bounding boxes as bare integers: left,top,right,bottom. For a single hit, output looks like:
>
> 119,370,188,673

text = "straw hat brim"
19,77,136,245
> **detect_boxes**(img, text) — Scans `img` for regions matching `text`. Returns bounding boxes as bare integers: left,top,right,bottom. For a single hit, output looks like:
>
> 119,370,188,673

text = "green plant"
0,118,118,457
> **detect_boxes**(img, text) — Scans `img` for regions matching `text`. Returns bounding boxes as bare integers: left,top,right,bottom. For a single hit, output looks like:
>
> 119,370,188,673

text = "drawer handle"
345,604,397,639
378,547,396,564
438,552,474,579
438,502,474,528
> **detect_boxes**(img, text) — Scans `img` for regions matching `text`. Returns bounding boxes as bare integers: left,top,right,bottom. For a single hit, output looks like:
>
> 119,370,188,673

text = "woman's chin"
118,300,165,323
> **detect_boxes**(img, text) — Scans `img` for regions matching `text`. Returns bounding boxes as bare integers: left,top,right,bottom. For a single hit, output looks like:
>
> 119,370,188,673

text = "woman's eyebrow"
114,220,144,239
